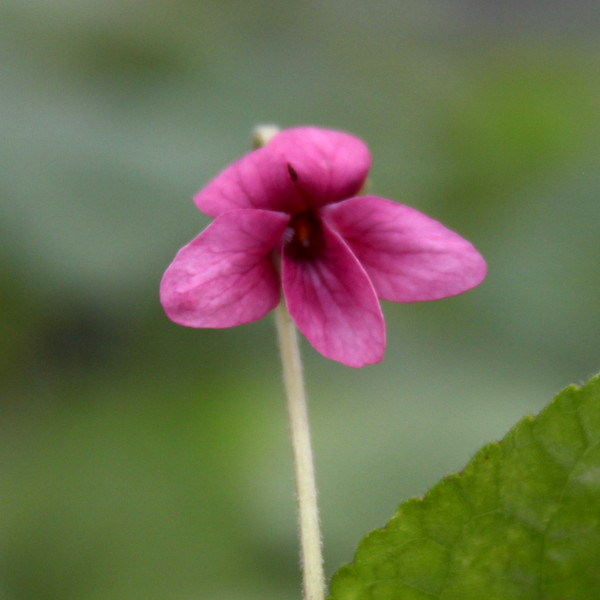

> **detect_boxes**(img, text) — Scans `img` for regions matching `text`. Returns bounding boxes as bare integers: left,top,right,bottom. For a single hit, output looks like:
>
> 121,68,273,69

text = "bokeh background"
1,1,599,598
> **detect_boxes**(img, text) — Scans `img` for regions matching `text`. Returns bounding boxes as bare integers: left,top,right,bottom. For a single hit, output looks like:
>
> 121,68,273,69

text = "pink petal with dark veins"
160,209,289,327
322,196,487,302
282,222,385,367
194,146,304,218
268,127,371,209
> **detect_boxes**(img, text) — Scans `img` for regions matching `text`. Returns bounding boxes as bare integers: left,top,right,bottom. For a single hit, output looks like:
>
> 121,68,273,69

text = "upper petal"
282,222,385,367
268,127,371,209
322,196,487,302
160,209,289,327
194,145,304,218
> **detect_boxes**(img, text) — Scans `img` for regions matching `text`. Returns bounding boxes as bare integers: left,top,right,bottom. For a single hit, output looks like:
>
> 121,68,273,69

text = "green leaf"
328,374,600,600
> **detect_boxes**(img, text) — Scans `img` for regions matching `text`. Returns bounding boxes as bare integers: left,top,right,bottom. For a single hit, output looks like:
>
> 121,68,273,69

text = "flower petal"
282,223,385,367
194,146,304,218
322,196,487,302
160,209,289,327
268,127,371,208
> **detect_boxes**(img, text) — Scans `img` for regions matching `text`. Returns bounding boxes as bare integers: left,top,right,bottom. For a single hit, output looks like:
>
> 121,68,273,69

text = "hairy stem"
274,299,325,600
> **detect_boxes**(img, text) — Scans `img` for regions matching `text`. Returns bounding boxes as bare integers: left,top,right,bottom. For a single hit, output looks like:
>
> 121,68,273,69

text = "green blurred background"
1,1,599,598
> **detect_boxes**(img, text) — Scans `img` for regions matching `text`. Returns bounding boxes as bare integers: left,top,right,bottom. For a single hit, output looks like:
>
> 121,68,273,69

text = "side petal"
268,127,371,209
282,223,385,367
160,209,289,328
322,196,487,302
194,146,304,218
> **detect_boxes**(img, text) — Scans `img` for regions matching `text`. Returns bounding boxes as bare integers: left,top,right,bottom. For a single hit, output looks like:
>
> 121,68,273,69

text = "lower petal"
160,209,289,328
322,196,487,302
282,224,385,367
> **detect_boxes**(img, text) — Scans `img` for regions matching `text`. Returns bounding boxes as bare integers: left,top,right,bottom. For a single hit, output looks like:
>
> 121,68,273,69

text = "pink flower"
160,127,486,367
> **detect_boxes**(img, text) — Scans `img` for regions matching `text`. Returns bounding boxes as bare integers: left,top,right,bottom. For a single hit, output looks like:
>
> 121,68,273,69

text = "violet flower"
160,127,486,367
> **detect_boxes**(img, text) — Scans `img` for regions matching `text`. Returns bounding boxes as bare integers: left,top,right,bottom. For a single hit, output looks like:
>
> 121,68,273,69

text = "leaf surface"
328,374,600,600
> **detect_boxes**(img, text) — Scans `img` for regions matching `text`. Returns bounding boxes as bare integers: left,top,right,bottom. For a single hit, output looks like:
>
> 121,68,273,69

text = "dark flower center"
284,210,325,261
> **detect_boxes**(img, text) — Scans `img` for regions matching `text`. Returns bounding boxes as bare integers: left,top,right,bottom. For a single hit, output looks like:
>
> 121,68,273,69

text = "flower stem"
274,299,326,600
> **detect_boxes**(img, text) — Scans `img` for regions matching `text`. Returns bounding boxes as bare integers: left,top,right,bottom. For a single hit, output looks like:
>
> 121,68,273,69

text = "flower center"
284,210,325,261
